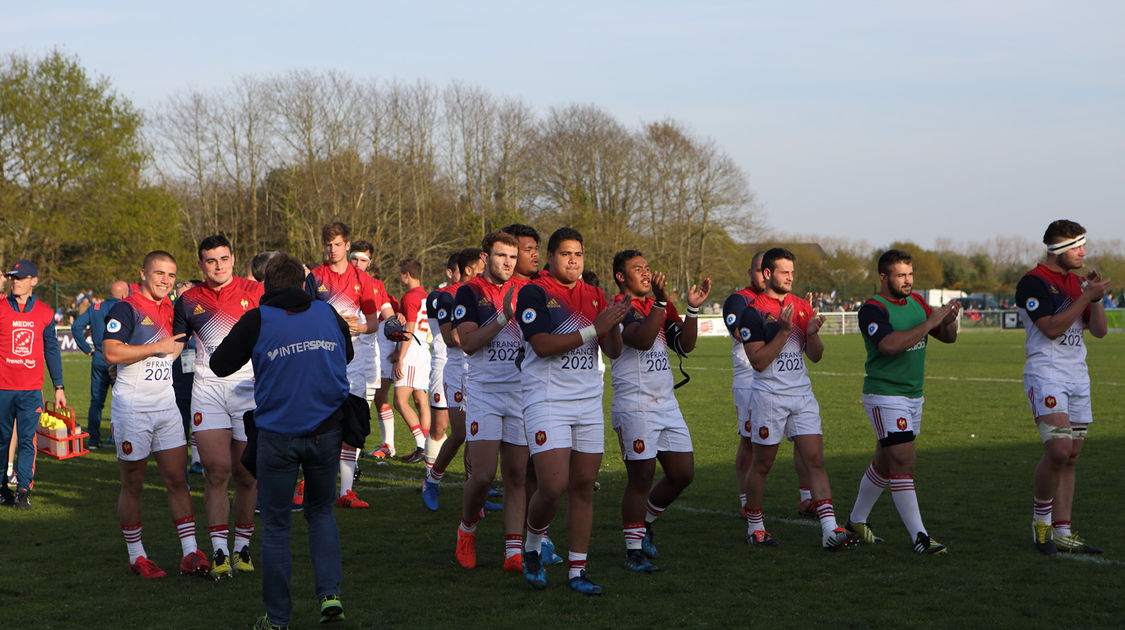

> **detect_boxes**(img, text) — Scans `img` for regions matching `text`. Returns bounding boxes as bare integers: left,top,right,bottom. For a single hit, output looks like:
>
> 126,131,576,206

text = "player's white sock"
889,475,926,540
849,461,888,523
623,522,645,551
410,424,426,449
799,486,812,502
567,552,587,580
190,435,200,466
745,508,765,534
459,518,478,535
427,466,445,485
1033,497,1053,525
1052,520,1071,538
815,499,838,536
524,521,547,554
644,499,666,525
505,534,523,559
739,492,747,510
378,405,394,449
233,522,254,553
209,524,230,557
339,447,358,496
425,434,446,466
122,522,146,563
174,516,198,556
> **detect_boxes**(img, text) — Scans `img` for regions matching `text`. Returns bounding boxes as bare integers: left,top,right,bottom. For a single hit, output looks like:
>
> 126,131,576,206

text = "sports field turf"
4,329,1124,629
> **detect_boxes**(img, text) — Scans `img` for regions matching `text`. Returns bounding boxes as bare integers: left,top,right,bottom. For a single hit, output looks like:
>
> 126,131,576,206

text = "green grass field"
4,330,1124,629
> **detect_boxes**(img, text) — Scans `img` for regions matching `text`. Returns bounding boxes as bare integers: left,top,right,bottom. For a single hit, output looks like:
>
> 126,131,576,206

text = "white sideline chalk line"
688,366,1125,387
1057,554,1125,567
670,504,816,528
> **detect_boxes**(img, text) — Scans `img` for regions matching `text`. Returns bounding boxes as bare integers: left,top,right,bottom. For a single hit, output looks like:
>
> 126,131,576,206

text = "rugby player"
370,285,401,459
1017,220,1109,554
847,249,959,554
311,222,394,508
422,248,483,511
348,241,380,411
393,258,431,464
611,250,710,572
452,233,528,571
736,248,856,550
723,252,815,518
104,251,210,579
516,227,629,594
173,235,264,578
422,255,460,477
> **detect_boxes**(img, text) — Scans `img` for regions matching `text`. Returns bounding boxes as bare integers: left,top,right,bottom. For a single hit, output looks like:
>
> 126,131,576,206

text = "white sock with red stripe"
505,534,523,559
233,522,254,554
209,524,230,556
889,475,926,539
379,405,394,450
1052,520,1071,537
459,518,478,535
339,447,358,496
814,499,838,535
190,436,200,466
122,522,146,563
745,508,765,534
1033,497,1053,525
410,424,426,449
623,522,645,551
849,461,888,523
427,466,445,485
799,486,812,502
739,492,747,509
644,499,666,525
568,552,588,579
524,521,548,554
174,516,198,556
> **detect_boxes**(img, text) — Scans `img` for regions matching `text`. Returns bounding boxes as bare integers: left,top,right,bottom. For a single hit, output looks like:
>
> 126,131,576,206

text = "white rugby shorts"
395,345,431,390
524,396,604,456
190,377,254,441
612,407,692,460
429,355,448,408
443,360,466,410
862,394,924,441
1024,375,1092,424
112,406,186,461
749,391,821,446
465,388,526,445
733,387,753,438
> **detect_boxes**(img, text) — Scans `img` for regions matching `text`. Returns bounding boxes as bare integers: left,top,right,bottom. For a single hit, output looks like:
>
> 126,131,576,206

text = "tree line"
2,51,1120,310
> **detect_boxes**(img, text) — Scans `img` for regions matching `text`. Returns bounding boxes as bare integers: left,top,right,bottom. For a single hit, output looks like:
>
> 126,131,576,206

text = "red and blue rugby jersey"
735,292,815,396
610,295,682,412
516,275,608,405
105,293,176,412
454,276,526,389
1016,264,1091,382
173,276,263,380
722,287,759,384
311,263,386,321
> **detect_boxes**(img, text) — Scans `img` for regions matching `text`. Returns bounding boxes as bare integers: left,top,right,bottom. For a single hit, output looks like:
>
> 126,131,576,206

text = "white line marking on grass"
1057,554,1125,567
670,504,816,527
809,371,1125,387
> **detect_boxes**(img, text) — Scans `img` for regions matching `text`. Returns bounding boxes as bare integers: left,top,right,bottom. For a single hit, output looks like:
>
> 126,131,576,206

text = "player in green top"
845,249,959,554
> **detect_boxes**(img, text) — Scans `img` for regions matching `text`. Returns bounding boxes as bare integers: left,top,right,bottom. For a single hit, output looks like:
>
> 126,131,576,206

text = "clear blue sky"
4,1,1123,251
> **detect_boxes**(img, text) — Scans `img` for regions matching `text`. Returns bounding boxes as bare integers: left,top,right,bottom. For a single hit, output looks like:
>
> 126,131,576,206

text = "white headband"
350,254,371,262
1047,234,1086,255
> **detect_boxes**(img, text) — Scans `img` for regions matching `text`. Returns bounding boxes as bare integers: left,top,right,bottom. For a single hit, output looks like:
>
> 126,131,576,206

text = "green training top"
858,293,930,398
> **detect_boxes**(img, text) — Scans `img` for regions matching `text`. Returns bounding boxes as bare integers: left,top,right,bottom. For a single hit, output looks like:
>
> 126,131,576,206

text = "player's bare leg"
229,438,257,567
793,435,853,549
499,442,529,564
196,429,236,562
564,451,603,579
154,445,209,576
735,436,753,513
793,447,814,516
372,380,395,456
413,389,431,435
394,386,428,461
872,439,938,551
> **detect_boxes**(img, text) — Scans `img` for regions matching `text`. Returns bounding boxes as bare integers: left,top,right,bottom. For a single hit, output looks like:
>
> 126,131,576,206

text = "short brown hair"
877,249,912,276
143,250,176,271
1043,219,1085,246
481,231,519,255
263,253,307,292
398,257,422,279
322,222,350,244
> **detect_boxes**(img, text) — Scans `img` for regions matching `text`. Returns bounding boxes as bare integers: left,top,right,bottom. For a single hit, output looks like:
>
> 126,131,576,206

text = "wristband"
654,300,667,309
55,385,65,391
686,305,700,317
579,325,597,344
495,312,509,327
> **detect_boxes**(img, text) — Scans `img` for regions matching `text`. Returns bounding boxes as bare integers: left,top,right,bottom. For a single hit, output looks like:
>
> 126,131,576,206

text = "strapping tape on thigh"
1038,423,1072,442
1070,425,1088,441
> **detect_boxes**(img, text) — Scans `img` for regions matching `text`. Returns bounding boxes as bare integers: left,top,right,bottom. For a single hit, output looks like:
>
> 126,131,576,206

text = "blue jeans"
87,353,109,444
257,427,343,625
0,389,43,489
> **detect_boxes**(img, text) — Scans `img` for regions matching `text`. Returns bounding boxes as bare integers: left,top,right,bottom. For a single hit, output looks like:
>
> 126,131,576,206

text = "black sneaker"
623,549,659,573
14,487,30,511
401,447,425,464
0,484,13,507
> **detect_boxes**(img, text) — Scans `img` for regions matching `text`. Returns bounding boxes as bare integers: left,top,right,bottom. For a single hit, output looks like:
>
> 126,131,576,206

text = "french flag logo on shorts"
535,431,547,446
633,439,645,454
